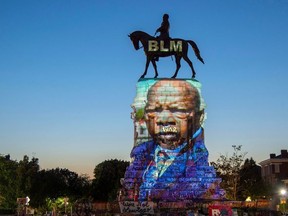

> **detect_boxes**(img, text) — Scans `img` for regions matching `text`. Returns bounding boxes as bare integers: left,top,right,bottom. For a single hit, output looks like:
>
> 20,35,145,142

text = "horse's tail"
187,40,205,64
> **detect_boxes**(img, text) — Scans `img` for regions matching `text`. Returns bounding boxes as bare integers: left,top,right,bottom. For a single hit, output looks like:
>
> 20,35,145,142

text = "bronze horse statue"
128,31,204,79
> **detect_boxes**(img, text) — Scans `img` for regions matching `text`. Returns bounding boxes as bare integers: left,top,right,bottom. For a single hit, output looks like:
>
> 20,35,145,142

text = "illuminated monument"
121,14,225,203
122,79,225,202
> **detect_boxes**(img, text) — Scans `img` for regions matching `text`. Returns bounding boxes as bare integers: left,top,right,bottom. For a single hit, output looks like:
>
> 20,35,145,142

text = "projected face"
145,80,200,150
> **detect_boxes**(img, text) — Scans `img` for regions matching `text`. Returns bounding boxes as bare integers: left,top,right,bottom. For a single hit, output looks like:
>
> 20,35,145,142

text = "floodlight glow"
280,189,287,196
245,196,252,202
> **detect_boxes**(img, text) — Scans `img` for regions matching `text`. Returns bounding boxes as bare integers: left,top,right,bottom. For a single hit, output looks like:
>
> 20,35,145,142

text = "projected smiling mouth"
156,125,180,148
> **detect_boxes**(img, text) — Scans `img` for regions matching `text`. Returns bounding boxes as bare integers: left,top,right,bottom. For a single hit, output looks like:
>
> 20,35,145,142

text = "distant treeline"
0,154,129,213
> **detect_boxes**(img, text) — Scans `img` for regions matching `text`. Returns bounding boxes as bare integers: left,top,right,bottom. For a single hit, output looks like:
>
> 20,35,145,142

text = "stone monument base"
121,78,225,202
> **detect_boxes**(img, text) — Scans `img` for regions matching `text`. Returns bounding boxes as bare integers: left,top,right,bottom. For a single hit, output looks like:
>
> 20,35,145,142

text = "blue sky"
1,0,288,178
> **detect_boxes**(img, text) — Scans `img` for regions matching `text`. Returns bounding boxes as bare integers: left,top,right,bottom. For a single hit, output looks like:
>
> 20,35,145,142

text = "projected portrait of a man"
144,80,202,151
122,79,225,201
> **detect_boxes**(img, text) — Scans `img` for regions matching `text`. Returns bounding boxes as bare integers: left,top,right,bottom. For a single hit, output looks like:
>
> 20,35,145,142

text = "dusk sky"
1,0,288,178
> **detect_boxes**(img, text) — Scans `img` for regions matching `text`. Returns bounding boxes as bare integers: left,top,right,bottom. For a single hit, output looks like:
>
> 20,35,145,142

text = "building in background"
259,150,288,186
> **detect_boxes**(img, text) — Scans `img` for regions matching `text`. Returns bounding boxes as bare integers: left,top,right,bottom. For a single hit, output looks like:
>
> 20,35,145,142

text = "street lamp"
279,188,287,214
280,189,287,196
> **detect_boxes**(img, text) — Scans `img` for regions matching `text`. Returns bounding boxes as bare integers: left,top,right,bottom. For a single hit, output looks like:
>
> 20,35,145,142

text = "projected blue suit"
124,128,214,201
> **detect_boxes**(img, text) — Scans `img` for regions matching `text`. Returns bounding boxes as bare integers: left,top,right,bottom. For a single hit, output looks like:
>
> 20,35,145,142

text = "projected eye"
169,107,186,112
174,112,190,119
154,107,164,112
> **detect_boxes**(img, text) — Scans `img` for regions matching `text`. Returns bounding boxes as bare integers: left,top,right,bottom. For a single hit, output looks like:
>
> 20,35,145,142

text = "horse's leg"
171,56,181,78
140,57,151,79
183,55,196,78
151,58,158,78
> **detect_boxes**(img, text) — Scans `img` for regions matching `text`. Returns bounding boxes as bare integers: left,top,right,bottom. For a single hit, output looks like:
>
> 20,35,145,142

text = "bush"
0,208,15,215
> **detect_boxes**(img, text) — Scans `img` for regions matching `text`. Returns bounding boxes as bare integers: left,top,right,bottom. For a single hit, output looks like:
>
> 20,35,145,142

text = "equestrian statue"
128,14,204,79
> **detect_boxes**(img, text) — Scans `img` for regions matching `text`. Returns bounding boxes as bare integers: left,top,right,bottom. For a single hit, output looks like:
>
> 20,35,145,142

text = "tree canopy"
0,154,129,213
92,159,129,201
211,145,247,200
0,154,90,212
238,158,270,200
0,155,18,209
211,145,270,201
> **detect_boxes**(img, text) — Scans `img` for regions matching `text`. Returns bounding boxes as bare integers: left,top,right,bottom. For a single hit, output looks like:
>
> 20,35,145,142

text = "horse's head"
128,32,140,50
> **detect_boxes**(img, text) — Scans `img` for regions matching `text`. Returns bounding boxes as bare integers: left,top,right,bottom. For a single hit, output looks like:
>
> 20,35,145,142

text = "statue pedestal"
121,78,225,202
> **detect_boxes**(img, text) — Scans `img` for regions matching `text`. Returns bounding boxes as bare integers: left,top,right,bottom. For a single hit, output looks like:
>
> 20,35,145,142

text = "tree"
238,158,270,200
0,154,18,209
30,168,91,208
92,159,129,201
16,155,40,198
211,145,247,200
0,153,92,213
0,155,40,209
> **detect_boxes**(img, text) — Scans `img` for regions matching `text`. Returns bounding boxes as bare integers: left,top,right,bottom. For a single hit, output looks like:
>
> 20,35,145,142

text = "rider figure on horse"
154,14,171,61
155,13,170,42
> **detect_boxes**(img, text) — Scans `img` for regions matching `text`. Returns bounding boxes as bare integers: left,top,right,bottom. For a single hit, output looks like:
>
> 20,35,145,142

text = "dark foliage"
91,159,129,201
238,158,271,200
0,155,18,209
211,145,247,200
0,154,91,210
212,146,271,201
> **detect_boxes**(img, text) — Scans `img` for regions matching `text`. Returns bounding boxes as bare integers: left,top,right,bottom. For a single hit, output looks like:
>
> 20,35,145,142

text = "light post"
280,189,286,196
280,188,287,214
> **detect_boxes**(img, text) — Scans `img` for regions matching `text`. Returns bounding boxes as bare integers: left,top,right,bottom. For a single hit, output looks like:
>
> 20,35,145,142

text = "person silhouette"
154,14,170,61
155,13,170,41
